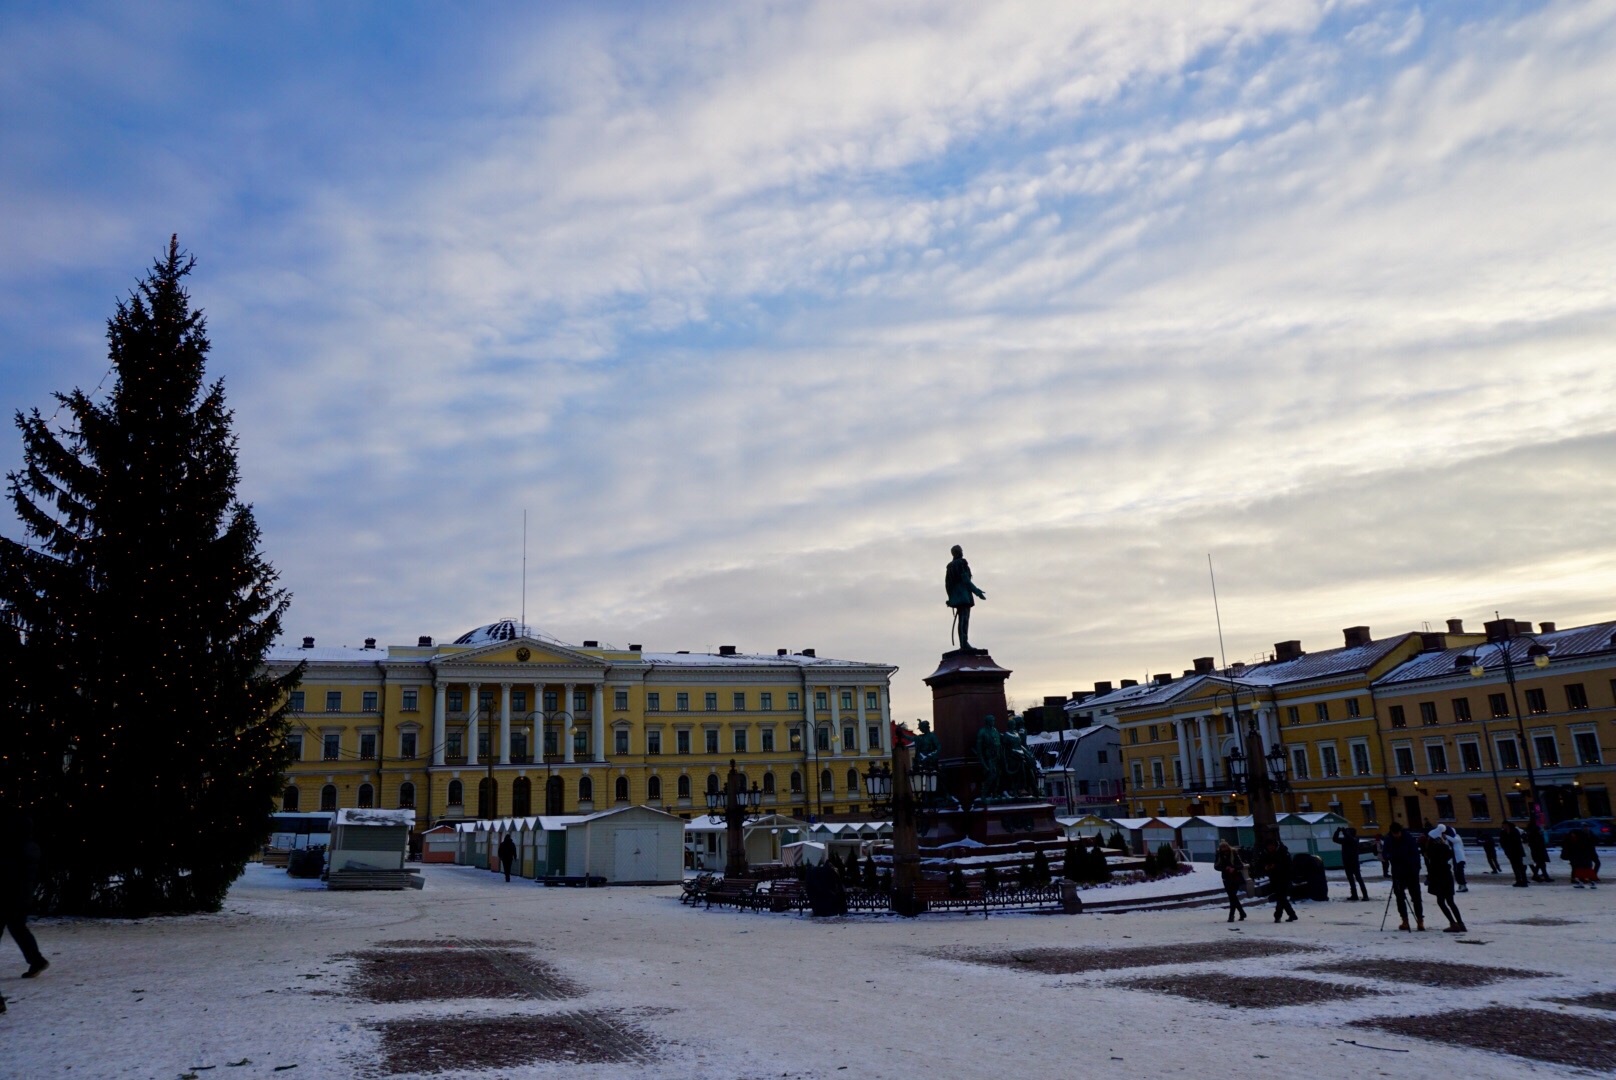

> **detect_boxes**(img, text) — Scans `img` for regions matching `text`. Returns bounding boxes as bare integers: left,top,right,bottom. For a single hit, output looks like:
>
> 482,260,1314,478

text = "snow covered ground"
3,861,1611,1079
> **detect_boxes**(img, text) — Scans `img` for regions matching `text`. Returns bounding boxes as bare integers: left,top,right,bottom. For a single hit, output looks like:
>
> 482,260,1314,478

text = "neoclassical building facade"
268,620,898,829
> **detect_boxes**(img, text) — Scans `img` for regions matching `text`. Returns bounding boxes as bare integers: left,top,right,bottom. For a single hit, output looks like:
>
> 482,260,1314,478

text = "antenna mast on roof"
1208,554,1229,674
521,510,528,632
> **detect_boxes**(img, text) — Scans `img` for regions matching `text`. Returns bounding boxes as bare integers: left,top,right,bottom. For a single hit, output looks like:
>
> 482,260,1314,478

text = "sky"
3,1,1614,723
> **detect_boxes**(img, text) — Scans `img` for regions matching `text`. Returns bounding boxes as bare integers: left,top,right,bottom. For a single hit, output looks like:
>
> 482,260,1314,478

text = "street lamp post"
1460,625,1552,825
540,710,571,815
707,759,762,878
865,724,939,917
1215,684,1289,851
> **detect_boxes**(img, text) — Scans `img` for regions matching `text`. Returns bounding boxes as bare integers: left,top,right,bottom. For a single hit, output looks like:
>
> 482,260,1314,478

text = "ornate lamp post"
540,709,571,815
865,724,939,916
1214,684,1289,850
1459,624,1552,825
707,759,762,878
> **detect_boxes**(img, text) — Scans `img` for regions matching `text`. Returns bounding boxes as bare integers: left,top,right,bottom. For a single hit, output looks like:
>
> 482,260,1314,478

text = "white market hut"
328,808,415,872
421,823,459,864
808,820,892,863
553,805,685,884
1178,815,1246,862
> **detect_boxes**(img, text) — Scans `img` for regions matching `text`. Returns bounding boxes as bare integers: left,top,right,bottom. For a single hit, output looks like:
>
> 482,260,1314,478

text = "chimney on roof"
1483,619,1511,642
363,637,376,650
777,648,788,656
1153,673,1173,685
1274,640,1304,662
1539,621,1556,634
1419,632,1445,650
1121,679,1138,689
1446,618,1465,634
417,635,433,647
1043,696,1065,709
583,640,599,648
1193,657,1215,675
628,644,641,652
301,636,315,649
801,648,816,658
719,645,737,656
1343,626,1372,648
1094,681,1113,695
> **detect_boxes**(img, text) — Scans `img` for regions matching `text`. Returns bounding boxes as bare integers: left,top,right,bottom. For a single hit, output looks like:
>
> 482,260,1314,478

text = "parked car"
1546,817,1615,847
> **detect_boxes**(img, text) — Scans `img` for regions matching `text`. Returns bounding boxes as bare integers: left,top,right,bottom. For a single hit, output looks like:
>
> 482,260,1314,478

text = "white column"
466,682,481,765
858,685,869,752
592,683,605,761
433,684,447,765
878,685,891,750
1197,716,1214,784
499,682,512,765
1175,720,1192,791
563,682,576,763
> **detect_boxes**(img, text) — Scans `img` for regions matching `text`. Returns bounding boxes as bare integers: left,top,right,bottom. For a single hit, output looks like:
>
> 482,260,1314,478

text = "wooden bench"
911,879,989,917
681,873,718,905
759,879,808,913
704,879,761,910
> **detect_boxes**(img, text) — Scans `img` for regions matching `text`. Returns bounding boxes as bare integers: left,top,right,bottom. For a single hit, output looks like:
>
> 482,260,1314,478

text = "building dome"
453,619,534,645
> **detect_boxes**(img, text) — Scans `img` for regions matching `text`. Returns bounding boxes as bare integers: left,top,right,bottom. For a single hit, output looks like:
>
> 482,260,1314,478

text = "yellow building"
1115,625,1481,829
1115,616,1616,835
269,620,897,829
1370,618,1616,830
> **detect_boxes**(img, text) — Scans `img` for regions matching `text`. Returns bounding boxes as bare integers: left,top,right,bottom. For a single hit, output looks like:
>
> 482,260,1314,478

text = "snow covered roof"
640,650,890,669
335,808,415,827
266,644,391,663
1376,620,1616,685
1234,634,1414,686
454,619,535,645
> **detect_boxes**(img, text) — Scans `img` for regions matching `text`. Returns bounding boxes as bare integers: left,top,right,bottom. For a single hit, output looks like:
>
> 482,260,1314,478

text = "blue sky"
4,1,1615,720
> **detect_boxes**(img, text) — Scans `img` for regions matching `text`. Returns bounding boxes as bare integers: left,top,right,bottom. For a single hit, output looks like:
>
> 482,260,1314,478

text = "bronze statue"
913,719,941,773
1002,717,1038,797
945,544,987,650
975,715,1004,804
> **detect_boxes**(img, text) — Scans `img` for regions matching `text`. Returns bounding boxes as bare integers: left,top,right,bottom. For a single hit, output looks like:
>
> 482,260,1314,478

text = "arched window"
762,772,776,795
647,775,663,801
398,782,416,810
677,774,691,799
511,777,532,817
578,775,594,803
846,768,860,795
546,775,564,815
357,783,375,808
615,776,629,803
706,773,720,795
820,768,834,794
790,770,803,794
320,784,338,812
282,786,300,812
478,777,497,818
448,779,464,806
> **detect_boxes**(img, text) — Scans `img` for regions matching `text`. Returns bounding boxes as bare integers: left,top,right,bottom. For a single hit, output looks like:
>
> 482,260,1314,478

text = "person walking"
1215,840,1248,922
1526,821,1553,882
1500,820,1530,887
497,833,518,883
1333,824,1368,901
1385,821,1426,931
1480,831,1502,874
1426,825,1467,932
1563,827,1600,889
1,806,49,984
1256,838,1298,923
1443,824,1469,893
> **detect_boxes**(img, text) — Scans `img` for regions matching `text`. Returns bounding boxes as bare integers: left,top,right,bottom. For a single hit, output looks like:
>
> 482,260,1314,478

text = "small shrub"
1108,829,1128,852
1062,842,1083,882
1156,842,1178,875
984,864,1001,893
1143,851,1160,878
1031,849,1052,887
947,866,966,897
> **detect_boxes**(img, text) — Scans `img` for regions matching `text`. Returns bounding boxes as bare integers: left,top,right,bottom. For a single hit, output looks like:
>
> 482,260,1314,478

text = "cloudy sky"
3,1,1614,721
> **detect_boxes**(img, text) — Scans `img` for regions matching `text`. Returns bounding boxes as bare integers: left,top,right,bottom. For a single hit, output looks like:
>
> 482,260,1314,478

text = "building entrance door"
1403,795,1423,828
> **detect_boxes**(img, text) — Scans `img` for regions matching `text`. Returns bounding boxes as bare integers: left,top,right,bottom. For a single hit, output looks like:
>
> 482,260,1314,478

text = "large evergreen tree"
0,238,302,915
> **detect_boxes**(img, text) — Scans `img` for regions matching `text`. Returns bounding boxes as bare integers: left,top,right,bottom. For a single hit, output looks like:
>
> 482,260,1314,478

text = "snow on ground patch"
1353,1006,1616,1071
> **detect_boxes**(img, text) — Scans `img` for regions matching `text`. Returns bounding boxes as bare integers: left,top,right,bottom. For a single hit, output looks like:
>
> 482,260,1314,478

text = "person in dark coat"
1385,821,1425,931
1499,820,1530,887
1563,828,1601,889
1,806,49,983
497,833,518,882
1480,831,1502,874
1214,840,1247,922
1425,826,1466,932
1525,821,1553,882
1255,838,1298,923
1333,824,1368,901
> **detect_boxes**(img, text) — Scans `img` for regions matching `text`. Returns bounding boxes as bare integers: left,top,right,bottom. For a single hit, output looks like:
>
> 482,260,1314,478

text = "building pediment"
436,637,607,671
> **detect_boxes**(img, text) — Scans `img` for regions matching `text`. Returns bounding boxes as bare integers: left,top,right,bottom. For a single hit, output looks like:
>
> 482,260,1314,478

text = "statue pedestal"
921,647,1060,848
